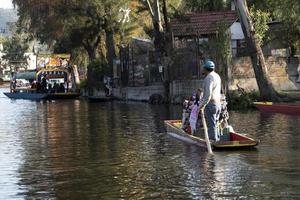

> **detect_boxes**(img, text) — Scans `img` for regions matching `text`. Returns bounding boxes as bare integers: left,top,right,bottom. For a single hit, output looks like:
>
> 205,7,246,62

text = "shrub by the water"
228,91,260,110
87,59,111,89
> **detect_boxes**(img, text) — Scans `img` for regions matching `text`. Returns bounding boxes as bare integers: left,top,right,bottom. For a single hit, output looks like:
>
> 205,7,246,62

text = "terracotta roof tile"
171,11,238,37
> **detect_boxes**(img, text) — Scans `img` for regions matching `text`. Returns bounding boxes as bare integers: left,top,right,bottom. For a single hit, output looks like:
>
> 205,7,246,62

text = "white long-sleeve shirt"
199,71,221,109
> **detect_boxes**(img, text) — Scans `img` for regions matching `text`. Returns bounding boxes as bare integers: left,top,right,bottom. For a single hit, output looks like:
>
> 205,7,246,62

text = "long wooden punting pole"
200,108,213,154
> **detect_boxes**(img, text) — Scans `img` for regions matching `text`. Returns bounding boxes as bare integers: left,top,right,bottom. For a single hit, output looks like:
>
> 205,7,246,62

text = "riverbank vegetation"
228,91,259,110
5,0,300,101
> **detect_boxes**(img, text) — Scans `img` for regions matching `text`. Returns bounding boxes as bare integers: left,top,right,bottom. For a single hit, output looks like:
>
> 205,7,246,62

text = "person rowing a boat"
199,60,222,141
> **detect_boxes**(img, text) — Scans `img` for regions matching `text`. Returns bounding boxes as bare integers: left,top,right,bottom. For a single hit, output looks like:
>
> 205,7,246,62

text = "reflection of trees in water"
228,111,300,198
14,102,300,199
16,101,56,199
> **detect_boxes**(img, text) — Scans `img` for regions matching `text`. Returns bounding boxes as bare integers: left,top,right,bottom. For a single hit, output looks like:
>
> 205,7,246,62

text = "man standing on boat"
199,60,222,141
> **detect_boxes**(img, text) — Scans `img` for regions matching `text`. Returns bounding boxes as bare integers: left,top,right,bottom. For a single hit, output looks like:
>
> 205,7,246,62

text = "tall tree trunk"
105,29,116,75
83,39,100,96
147,0,164,52
162,0,173,102
146,0,170,101
104,3,116,74
86,46,97,96
234,0,281,101
162,0,172,55
162,0,172,101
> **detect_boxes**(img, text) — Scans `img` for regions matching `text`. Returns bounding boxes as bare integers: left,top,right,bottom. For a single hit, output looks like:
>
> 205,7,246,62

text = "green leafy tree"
249,6,271,45
2,27,29,72
181,0,230,12
249,0,300,55
13,0,142,93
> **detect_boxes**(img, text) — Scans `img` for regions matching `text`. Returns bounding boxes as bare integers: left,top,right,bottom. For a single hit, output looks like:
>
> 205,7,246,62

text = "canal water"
0,88,300,199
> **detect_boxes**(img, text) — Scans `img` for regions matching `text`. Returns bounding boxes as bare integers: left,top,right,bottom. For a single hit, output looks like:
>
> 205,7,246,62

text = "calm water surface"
0,88,300,199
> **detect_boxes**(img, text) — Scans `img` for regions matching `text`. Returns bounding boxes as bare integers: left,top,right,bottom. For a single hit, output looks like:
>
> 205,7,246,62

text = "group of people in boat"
31,77,66,93
10,75,67,94
181,60,231,142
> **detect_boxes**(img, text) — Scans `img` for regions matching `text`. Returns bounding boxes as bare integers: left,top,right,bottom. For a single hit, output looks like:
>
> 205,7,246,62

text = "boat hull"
164,120,258,150
254,102,300,115
4,92,80,100
46,93,80,100
3,92,48,100
88,96,115,102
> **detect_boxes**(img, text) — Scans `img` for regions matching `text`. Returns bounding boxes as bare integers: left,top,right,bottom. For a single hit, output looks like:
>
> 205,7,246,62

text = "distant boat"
164,120,259,149
254,102,300,115
4,61,80,100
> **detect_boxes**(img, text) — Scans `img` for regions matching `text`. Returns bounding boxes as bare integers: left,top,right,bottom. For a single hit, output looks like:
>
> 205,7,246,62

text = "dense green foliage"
87,59,110,89
181,0,230,12
249,0,300,54
2,30,29,71
249,6,271,44
228,91,260,110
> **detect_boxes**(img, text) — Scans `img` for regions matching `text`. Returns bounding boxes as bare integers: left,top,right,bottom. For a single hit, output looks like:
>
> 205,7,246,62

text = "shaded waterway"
0,88,300,199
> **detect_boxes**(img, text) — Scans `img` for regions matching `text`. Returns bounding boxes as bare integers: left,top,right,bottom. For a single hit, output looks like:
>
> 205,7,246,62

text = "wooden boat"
4,91,80,100
254,102,300,115
4,90,80,101
164,120,259,149
3,90,47,100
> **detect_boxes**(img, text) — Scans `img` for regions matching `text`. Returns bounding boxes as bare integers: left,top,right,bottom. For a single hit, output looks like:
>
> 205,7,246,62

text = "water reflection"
0,89,300,199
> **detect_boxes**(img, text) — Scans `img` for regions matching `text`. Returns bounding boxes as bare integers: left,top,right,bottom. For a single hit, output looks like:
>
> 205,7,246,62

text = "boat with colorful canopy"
3,54,80,100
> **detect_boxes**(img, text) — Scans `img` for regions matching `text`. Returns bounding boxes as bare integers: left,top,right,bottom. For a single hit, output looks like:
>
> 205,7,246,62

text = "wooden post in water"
200,108,213,154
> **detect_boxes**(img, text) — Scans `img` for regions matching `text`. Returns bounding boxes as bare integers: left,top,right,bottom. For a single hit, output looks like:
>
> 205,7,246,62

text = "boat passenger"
53,82,59,93
10,72,16,93
189,101,200,135
181,96,193,133
199,60,222,141
36,82,42,93
189,89,204,134
59,83,65,93
48,83,53,93
41,77,47,93
31,81,37,89
12,80,16,93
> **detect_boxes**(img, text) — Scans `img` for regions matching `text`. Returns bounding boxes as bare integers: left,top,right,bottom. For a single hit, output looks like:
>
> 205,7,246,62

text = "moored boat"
88,96,116,102
254,102,300,115
164,120,258,149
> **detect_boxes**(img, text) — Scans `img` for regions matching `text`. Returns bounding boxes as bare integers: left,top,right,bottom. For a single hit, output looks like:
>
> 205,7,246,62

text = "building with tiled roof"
171,11,238,37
